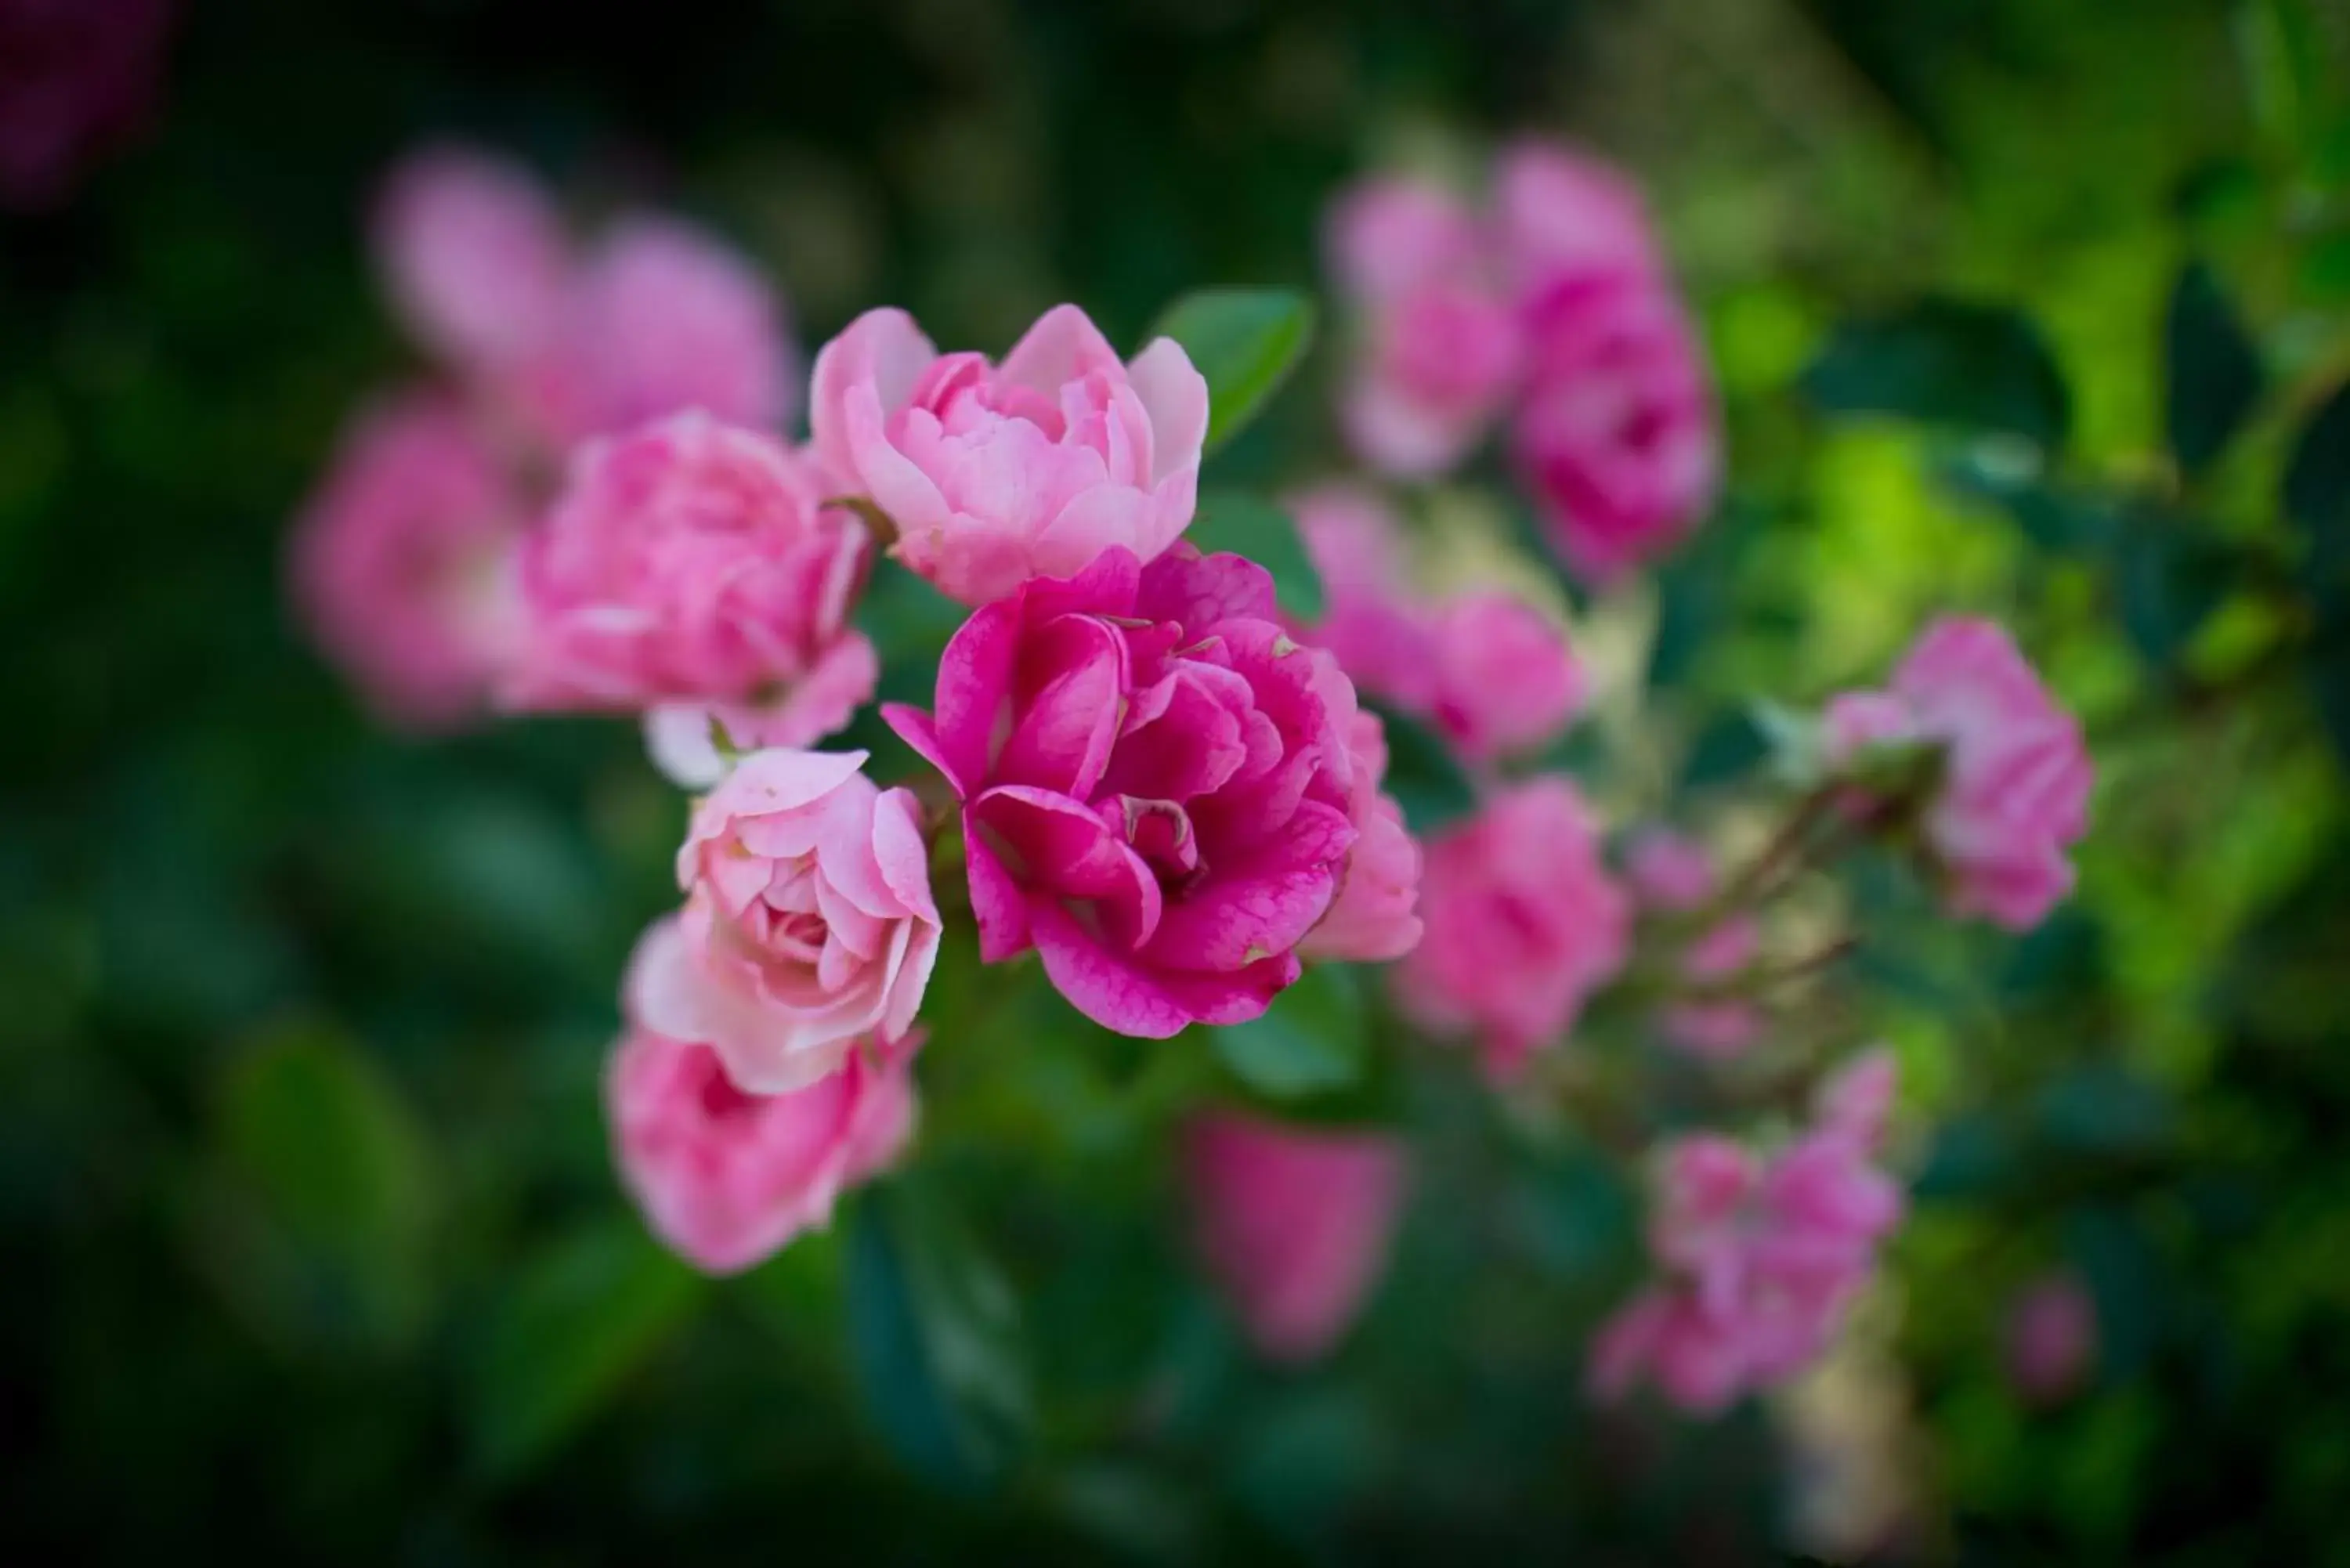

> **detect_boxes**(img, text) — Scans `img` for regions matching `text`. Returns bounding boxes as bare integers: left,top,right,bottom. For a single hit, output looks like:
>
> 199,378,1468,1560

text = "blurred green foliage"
4,0,2349,1563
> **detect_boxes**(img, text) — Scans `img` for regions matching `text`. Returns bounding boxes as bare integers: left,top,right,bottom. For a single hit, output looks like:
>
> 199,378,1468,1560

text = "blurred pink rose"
1397,777,1630,1076
2004,1271,2096,1407
1423,592,1585,763
1511,270,1719,585
1625,829,1759,1060
607,1024,918,1275
1325,177,1521,476
374,144,573,388
1591,1054,1905,1414
885,547,1363,1037
289,391,525,731
1823,616,2092,930
1289,485,1585,764
503,413,877,768
1301,710,1423,963
812,305,1209,605
628,748,941,1093
374,146,796,448
520,216,796,448
1184,1111,1408,1363
1490,139,1661,292
0,0,176,210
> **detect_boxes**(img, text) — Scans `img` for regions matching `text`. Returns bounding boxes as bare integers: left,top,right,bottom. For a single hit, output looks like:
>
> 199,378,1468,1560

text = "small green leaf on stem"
1148,288,1316,453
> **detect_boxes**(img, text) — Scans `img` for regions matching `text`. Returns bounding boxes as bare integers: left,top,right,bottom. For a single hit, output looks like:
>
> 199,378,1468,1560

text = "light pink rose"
1289,485,1584,764
1490,139,1662,294
1325,176,1521,476
373,144,572,385
503,412,877,769
1511,269,1719,585
1396,777,1630,1077
627,748,941,1093
1625,829,1760,1060
884,547,1365,1038
811,305,1209,606
1183,1111,1408,1363
289,390,526,731
1823,616,2092,930
1301,710,1424,963
2004,1271,2096,1407
607,1024,919,1275
1590,1057,1905,1414
519,215,797,447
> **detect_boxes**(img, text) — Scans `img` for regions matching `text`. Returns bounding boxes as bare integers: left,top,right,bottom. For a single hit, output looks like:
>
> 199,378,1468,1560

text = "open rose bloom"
608,1024,920,1275
886,546,1406,1037
1824,616,2092,930
1184,1111,1409,1363
629,748,940,1093
813,305,1209,606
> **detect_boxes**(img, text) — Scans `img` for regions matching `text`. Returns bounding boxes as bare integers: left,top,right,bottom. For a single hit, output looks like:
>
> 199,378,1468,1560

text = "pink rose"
373,144,573,386
1183,1111,1408,1364
1591,1057,1904,1413
519,215,797,448
607,1024,919,1275
1511,271,1719,585
884,547,1365,1038
627,748,941,1093
1325,177,1521,476
811,305,1209,605
1625,829,1759,1060
1300,710,1424,963
1289,485,1584,764
1490,139,1662,293
1396,777,1631,1076
503,412,877,771
289,390,525,731
2004,1271,2096,1407
1823,617,2092,930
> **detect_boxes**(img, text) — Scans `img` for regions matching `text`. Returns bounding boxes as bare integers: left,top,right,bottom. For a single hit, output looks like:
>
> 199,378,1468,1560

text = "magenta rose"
1823,616,2092,930
607,1024,919,1275
810,304,1209,606
1325,175,1521,476
289,390,525,731
1396,777,1630,1076
1300,710,1424,964
627,748,941,1093
504,412,877,777
884,546,1372,1037
1184,1111,1408,1364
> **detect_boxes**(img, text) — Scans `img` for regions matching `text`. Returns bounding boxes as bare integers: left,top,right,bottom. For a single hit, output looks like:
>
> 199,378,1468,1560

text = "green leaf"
2163,261,2265,476
2284,378,2350,598
1185,490,1324,620
846,1178,1030,1493
1364,701,1476,835
1211,963,1368,1100
469,1220,702,1482
1942,448,2120,554
2113,510,2239,670
1149,288,1315,453
197,1021,436,1353
1802,298,2071,453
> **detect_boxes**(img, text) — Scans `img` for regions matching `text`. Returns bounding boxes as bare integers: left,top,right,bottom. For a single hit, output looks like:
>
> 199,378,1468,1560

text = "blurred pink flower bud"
1288,484,1444,713
1301,710,1424,963
1325,177,1522,476
628,748,941,1093
1184,1111,1408,1364
812,305,1209,606
1423,591,1585,764
884,547,1368,1037
289,390,526,731
373,144,572,384
1823,617,2092,930
1397,777,1631,1077
1625,829,1760,1060
607,1024,918,1275
2004,1271,2096,1407
504,413,877,766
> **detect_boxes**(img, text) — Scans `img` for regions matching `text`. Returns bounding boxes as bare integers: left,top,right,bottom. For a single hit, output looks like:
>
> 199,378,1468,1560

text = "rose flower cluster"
290,135,2095,1413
